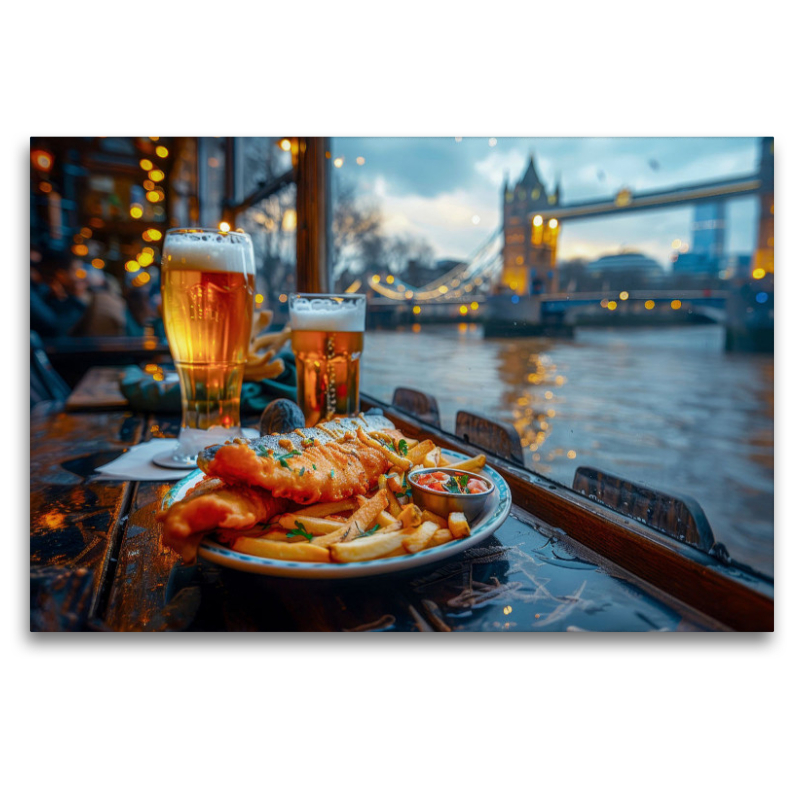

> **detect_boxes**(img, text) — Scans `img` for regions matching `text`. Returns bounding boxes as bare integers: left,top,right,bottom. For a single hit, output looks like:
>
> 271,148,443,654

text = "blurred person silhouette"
30,248,89,337
72,267,127,336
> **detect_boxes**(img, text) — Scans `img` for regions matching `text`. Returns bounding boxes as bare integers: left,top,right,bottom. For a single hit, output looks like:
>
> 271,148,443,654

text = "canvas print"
29,136,774,631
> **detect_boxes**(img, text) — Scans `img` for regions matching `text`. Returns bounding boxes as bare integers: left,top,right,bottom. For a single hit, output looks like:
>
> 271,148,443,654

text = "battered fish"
159,477,290,563
197,414,398,504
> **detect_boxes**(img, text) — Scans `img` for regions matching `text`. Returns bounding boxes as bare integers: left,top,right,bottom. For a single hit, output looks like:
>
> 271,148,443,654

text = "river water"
361,323,774,577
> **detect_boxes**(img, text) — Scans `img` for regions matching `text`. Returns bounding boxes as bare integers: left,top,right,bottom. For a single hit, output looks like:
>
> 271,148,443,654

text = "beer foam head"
163,230,254,275
289,295,365,331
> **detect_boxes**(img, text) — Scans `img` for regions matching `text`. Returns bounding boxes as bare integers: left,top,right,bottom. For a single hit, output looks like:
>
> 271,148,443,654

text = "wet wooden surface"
31,404,761,632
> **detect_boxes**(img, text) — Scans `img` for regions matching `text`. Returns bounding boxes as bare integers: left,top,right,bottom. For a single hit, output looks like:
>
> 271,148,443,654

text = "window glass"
330,136,774,577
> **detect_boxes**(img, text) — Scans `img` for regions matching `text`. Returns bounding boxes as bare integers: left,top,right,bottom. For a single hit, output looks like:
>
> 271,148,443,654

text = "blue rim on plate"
162,448,512,579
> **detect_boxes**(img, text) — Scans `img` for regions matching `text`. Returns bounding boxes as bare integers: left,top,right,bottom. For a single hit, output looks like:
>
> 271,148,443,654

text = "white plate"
163,448,512,579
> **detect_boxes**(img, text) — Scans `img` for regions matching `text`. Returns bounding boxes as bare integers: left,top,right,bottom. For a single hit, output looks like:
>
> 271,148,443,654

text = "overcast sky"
330,137,761,268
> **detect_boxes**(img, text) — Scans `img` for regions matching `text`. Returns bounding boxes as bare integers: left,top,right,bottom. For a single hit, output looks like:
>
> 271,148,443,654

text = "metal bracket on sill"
391,387,441,427
454,410,525,465
572,465,722,555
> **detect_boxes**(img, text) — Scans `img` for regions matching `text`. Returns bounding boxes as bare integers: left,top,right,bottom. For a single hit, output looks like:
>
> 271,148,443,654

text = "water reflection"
363,324,774,576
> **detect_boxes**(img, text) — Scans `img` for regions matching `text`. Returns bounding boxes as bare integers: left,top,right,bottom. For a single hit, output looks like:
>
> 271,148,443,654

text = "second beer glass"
289,293,366,424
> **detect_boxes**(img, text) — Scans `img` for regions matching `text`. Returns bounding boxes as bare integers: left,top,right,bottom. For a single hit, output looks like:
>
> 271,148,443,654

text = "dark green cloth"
119,352,298,414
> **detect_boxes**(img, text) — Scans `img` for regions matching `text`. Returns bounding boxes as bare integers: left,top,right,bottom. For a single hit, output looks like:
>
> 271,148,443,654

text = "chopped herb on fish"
397,439,408,456
312,464,317,470
277,450,302,469
330,469,335,478
298,467,305,477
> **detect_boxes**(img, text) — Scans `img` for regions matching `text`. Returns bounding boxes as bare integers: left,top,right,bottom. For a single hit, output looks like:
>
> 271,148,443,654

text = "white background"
5,2,794,799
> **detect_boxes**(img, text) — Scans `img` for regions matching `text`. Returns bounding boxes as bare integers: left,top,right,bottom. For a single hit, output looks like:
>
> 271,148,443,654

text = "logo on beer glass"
289,293,366,425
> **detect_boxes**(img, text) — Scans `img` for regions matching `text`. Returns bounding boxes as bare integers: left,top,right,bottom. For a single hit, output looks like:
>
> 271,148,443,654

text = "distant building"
672,251,720,276
586,252,664,277
501,155,560,295
692,201,726,260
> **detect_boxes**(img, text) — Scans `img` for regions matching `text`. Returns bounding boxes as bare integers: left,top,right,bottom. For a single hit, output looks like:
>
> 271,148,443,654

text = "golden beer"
289,294,366,425
158,229,255,467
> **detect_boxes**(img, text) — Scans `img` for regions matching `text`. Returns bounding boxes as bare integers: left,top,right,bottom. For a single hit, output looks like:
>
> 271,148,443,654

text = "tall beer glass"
289,293,366,425
155,228,255,468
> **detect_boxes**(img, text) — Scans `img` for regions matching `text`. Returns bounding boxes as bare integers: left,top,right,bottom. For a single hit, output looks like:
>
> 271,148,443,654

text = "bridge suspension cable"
369,227,503,303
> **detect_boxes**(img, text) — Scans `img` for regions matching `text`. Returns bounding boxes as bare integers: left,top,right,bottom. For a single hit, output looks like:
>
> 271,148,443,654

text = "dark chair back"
30,331,70,408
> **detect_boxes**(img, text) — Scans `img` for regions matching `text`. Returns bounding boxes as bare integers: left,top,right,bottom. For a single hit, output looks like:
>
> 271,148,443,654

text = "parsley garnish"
256,445,270,458
397,439,408,456
299,467,305,477
458,473,469,490
330,469,335,478
278,449,302,469
354,523,381,539
286,521,313,542
312,464,317,470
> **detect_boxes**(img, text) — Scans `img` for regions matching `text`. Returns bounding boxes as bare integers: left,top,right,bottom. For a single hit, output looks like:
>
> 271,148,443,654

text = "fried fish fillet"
199,436,390,505
159,477,290,563
197,414,398,504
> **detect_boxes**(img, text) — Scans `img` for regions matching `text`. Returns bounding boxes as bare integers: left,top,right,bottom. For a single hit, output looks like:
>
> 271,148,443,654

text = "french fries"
233,537,331,562
406,440,435,466
397,504,423,528
277,515,344,534
402,521,439,554
330,529,407,562
356,427,412,471
380,474,404,517
421,509,448,528
430,528,453,547
448,512,471,539
336,489,389,542
422,446,441,468
447,453,486,473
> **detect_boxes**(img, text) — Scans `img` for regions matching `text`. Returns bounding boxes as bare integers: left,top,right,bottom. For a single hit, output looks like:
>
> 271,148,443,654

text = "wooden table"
30,376,773,632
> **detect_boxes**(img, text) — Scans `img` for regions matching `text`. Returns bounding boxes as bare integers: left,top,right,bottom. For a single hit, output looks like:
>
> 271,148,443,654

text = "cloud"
331,137,762,263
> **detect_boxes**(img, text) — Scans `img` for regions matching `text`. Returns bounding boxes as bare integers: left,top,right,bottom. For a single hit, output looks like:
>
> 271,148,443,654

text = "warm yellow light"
137,252,154,267
130,205,143,219
548,218,558,229
619,291,629,300
672,239,681,249
412,306,421,315
125,260,140,273
146,228,162,241
91,258,105,269
671,300,682,310
371,274,380,283
356,156,365,165
459,305,468,315
600,299,608,308
471,301,479,310
140,159,153,171
607,300,617,310
155,146,169,158
255,293,264,304
72,244,88,257
279,293,288,303
150,136,159,141
412,323,421,333
567,450,577,459
75,268,87,279
645,300,655,310
386,275,395,284
404,290,413,299
138,272,151,285
142,247,154,256
279,138,292,152
32,149,54,171
438,285,448,294
282,209,297,231
80,227,93,238
39,181,52,193
146,190,160,203
219,221,231,233
533,215,543,226
333,157,344,168
148,169,165,182
752,267,766,280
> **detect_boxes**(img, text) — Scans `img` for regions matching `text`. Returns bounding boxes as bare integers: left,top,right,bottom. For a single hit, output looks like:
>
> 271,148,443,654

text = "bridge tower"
501,154,560,295
752,136,774,276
